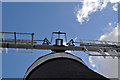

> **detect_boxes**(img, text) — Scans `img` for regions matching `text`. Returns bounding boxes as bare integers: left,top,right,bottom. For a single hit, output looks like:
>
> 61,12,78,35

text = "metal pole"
58,33,60,39
51,33,54,44
14,32,16,44
31,33,34,45
65,33,67,43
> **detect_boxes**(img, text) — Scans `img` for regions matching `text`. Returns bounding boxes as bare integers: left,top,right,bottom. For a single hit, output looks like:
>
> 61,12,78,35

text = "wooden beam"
1,43,120,52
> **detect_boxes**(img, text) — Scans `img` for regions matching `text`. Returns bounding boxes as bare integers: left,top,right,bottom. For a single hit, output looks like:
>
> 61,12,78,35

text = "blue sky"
2,2,117,78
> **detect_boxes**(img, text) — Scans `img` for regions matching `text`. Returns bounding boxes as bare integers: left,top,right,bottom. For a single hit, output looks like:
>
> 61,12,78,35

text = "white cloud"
99,24,119,41
89,24,119,78
76,0,120,24
89,56,118,78
112,3,118,11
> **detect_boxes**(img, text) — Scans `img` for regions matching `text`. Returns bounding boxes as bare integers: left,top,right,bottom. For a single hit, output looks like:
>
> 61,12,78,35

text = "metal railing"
0,32,35,45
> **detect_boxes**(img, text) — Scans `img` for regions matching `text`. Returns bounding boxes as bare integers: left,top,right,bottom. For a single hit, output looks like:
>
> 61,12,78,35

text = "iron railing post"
14,32,16,44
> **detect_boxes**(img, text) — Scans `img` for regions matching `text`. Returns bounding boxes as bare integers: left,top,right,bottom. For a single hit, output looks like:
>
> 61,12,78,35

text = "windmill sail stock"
0,31,120,58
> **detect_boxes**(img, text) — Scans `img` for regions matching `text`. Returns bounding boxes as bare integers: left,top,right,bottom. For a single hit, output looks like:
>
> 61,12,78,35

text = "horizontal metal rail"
80,43,119,48
79,39,120,44
0,32,33,35
89,54,118,56
0,38,37,43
